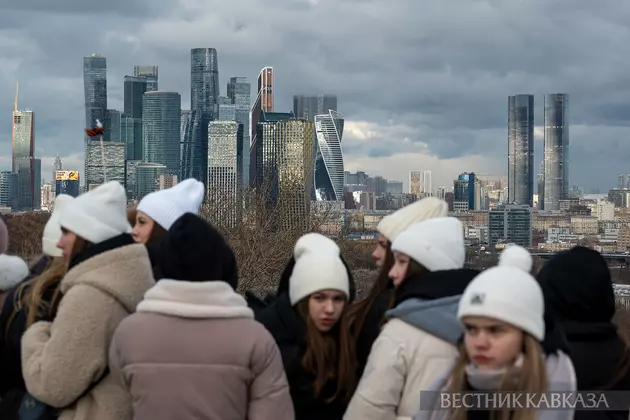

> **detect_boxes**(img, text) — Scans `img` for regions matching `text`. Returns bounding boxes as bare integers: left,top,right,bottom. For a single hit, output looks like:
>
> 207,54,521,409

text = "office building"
293,95,337,121
488,204,532,247
85,140,125,186
135,162,168,199
313,110,345,201
55,170,80,197
142,91,182,175
0,171,18,209
133,65,158,91
83,54,107,181
12,84,39,210
105,109,122,142
216,96,236,121
543,93,569,211
249,67,274,186
507,94,534,206
227,77,251,186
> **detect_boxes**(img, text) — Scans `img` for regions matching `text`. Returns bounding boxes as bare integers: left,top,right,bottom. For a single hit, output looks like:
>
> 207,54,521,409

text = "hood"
537,246,615,323
62,234,155,313
386,268,478,344
0,254,29,291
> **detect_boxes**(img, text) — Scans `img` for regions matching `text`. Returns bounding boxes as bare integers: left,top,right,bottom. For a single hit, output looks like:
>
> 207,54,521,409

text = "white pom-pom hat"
457,245,545,340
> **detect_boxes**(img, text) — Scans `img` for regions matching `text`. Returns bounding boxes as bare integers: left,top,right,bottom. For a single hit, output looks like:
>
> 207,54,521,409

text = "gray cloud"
1,0,629,192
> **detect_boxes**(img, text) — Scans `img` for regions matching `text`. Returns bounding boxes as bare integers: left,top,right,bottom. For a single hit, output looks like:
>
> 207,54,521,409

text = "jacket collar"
136,279,254,319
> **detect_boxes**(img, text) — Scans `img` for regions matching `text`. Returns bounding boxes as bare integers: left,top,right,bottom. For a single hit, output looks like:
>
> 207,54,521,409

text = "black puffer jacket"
537,246,630,420
256,293,349,420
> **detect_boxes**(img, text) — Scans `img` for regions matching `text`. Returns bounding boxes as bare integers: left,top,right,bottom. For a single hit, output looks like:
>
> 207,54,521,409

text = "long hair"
347,241,395,335
68,236,93,266
146,223,168,247
447,334,548,420
296,297,357,404
605,331,630,389
18,257,67,328
127,208,137,226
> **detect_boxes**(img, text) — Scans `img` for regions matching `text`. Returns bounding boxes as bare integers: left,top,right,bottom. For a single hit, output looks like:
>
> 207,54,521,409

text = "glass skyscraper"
122,72,158,160
189,48,219,187
85,141,125,187
84,54,107,183
507,94,534,207
314,110,345,201
142,91,182,175
543,93,569,211
293,95,338,121
227,77,251,186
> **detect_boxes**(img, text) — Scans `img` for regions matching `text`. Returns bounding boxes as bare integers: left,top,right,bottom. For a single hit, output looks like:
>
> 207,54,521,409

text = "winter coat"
343,269,478,420
537,246,630,420
256,292,350,420
414,351,577,420
21,234,155,420
109,279,293,420
0,256,53,397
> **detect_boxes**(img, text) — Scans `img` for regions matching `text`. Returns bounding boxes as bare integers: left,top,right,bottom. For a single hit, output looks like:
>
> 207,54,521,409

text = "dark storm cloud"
1,0,630,191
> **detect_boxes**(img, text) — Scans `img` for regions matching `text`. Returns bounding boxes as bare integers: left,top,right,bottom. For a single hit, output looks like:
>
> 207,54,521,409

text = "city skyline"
1,0,629,192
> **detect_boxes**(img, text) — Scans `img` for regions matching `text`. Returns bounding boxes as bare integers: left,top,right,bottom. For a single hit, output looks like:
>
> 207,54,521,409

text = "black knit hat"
158,213,238,289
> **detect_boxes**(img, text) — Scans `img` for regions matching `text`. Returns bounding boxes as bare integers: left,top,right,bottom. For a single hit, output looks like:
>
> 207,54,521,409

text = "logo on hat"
470,293,485,305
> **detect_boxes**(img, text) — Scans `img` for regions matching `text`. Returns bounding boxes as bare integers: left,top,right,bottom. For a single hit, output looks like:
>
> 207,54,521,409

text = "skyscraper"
133,65,158,91
142,91,182,175
314,110,345,201
83,54,107,182
189,48,219,186
12,83,38,210
249,67,275,186
105,109,121,142
507,94,534,206
409,170,422,195
227,77,251,186
543,93,569,211
293,95,338,121
422,170,432,195
207,120,244,228
53,155,62,183
122,72,158,160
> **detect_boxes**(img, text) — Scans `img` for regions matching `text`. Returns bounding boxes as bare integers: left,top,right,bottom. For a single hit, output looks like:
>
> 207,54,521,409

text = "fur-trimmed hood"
0,254,28,291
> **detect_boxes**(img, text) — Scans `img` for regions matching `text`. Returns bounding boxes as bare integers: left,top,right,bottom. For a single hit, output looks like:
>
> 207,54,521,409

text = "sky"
1,0,630,193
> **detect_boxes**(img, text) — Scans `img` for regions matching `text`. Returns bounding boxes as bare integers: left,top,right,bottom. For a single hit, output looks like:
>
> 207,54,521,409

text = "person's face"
131,211,155,244
463,316,524,371
57,229,77,262
372,234,389,269
388,251,410,288
308,290,347,332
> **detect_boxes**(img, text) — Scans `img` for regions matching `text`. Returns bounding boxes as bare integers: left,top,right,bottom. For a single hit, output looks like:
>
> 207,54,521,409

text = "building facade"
135,162,168,199
488,204,532,247
543,93,569,211
207,121,244,228
0,171,18,209
83,54,108,181
249,67,274,186
55,170,80,197
293,95,337,121
85,140,125,186
507,94,534,206
314,110,345,201
227,77,251,186
122,73,158,160
142,91,182,175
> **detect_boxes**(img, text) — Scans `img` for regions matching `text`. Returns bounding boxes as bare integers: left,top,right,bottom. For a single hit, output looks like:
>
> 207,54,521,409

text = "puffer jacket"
21,234,155,420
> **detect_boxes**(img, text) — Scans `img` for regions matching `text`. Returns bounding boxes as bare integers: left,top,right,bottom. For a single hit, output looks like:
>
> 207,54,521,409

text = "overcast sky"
1,0,630,192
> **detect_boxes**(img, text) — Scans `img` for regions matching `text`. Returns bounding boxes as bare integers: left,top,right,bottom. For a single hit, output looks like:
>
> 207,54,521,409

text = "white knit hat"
0,254,28,291
42,195,74,257
457,246,545,341
289,252,349,305
377,197,448,242
293,233,340,260
391,217,465,271
137,178,205,230
59,181,131,244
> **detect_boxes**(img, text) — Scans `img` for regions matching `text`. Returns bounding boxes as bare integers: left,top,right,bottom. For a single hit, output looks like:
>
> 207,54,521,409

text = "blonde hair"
447,334,548,420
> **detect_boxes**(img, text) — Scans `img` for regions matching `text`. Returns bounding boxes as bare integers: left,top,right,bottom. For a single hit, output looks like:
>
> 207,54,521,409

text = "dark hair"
296,296,357,403
347,241,395,337
146,222,168,247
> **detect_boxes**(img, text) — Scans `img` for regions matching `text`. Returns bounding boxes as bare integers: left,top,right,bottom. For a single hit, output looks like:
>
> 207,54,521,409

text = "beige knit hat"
376,197,449,242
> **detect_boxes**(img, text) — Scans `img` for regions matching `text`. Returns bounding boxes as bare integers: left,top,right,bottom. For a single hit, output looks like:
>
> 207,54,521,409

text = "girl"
347,197,448,375
344,217,478,420
537,246,630,420
256,234,357,419
21,181,155,420
416,245,576,420
131,178,204,245
110,213,293,419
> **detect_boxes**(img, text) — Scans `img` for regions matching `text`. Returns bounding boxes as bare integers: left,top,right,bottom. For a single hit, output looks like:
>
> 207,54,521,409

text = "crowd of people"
0,178,626,420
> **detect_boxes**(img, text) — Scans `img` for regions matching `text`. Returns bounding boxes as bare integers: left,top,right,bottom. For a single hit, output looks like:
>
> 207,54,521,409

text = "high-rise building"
122,72,158,160
253,113,314,231
85,140,125,186
12,83,38,210
453,172,476,211
249,67,274,187
135,162,167,199
313,110,345,201
216,96,236,121
55,170,80,197
488,204,532,247
543,93,569,211
84,54,107,182
422,170,432,195
436,186,446,200
0,171,18,209
409,170,422,195
133,65,158,91
507,94,534,206
293,95,337,121
105,109,122,142
537,161,545,210
53,155,62,184
227,77,251,186
142,91,182,176
189,48,219,186
207,120,244,228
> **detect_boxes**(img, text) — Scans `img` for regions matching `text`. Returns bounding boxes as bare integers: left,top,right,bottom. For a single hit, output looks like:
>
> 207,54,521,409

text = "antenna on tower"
13,82,18,112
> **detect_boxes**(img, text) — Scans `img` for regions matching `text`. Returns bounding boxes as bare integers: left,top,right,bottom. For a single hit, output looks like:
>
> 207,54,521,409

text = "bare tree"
4,213,49,261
